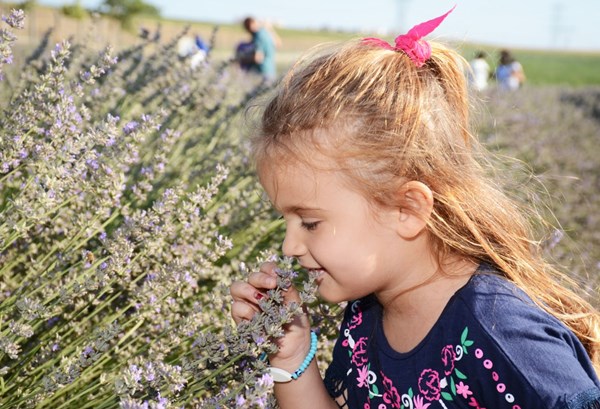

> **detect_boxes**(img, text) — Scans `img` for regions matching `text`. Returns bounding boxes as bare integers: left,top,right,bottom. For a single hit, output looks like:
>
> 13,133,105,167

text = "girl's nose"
282,228,306,258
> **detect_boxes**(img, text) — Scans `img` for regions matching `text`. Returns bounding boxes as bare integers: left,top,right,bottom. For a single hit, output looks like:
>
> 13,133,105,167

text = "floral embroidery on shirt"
418,369,441,401
341,300,522,408
381,372,402,408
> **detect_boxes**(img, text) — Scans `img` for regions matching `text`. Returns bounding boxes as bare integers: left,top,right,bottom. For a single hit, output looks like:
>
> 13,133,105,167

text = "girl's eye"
301,221,320,231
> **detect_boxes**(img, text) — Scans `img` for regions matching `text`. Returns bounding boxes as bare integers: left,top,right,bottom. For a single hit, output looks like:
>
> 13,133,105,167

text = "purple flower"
2,9,25,29
46,316,60,328
86,159,99,170
155,394,168,409
235,395,246,407
129,364,142,382
254,397,267,408
123,121,139,135
257,373,273,388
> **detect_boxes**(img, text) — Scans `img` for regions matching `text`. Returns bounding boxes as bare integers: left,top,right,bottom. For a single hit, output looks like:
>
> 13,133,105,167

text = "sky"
38,0,600,51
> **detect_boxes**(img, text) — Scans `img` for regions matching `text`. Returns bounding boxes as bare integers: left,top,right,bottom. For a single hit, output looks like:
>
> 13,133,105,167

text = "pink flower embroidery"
440,344,456,376
356,365,370,388
418,368,441,401
413,395,431,409
351,337,369,367
468,397,487,409
363,404,370,409
348,309,363,330
456,381,473,399
381,373,401,408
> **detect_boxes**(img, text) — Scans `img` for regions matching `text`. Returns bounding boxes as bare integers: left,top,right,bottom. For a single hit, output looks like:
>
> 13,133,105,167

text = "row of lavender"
0,10,321,408
2,9,599,409
477,85,600,298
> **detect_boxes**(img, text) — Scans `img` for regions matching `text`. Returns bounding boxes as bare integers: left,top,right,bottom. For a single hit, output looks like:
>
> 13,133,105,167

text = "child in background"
230,7,600,409
469,50,490,91
495,49,525,91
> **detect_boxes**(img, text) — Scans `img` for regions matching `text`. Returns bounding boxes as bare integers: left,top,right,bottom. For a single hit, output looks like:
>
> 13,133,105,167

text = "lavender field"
476,86,600,297
0,9,599,409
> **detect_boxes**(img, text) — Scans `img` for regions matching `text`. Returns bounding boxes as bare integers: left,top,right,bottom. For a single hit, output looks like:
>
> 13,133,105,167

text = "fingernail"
255,292,265,301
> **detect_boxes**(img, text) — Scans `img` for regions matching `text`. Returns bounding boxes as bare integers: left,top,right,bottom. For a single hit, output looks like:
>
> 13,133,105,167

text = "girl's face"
261,158,428,304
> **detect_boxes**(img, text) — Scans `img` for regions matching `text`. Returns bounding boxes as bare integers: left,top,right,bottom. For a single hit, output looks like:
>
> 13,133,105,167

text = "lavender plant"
0,9,325,408
0,8,24,80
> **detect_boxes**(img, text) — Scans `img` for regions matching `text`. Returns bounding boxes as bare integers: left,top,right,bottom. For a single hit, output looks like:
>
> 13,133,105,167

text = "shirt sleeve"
470,290,600,409
566,388,600,409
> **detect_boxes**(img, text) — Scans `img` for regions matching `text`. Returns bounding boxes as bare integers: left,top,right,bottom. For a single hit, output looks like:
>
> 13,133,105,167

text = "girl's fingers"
247,270,277,290
229,280,267,324
230,280,259,301
231,299,260,324
258,261,279,276
230,262,305,323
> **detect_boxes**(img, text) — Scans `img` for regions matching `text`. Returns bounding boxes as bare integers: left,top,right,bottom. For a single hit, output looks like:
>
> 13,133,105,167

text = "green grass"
517,51,600,86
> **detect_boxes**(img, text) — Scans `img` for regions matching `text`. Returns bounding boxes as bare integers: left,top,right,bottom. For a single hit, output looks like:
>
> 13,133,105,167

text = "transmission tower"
396,0,411,33
551,2,572,49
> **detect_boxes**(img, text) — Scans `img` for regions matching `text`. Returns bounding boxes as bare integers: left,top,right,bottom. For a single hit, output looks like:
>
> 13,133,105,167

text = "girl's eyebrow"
280,205,323,214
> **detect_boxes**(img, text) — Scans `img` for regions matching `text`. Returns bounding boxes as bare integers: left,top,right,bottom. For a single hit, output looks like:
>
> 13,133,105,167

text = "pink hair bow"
362,5,456,67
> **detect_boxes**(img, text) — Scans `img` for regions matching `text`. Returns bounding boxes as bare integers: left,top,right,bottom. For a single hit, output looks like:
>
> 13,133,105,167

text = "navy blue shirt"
324,267,600,409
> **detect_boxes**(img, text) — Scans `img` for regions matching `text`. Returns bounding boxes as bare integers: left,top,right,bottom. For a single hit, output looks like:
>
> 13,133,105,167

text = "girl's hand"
230,261,313,372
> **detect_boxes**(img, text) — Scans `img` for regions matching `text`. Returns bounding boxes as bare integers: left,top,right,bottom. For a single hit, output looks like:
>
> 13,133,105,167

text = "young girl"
230,8,600,409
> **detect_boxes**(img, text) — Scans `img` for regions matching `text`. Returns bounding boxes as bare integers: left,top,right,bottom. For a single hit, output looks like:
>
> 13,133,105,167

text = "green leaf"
460,327,469,344
450,376,456,395
408,387,413,397
464,340,474,346
442,391,453,401
455,368,467,379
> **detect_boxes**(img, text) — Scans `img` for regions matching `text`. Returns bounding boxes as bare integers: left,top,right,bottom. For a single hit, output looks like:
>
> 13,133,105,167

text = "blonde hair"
251,39,600,370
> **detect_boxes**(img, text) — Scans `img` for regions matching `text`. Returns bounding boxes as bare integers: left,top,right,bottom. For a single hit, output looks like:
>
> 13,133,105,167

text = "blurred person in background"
177,34,208,69
469,50,490,91
495,49,525,91
240,16,280,83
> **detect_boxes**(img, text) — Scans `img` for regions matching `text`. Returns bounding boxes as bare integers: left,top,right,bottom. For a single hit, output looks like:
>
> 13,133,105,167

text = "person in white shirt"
469,51,490,91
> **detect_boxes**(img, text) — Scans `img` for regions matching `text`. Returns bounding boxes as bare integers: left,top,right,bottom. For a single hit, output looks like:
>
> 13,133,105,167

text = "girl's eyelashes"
301,220,320,231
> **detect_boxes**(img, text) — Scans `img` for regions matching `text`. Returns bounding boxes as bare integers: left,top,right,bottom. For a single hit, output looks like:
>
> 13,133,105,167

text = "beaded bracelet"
267,331,318,383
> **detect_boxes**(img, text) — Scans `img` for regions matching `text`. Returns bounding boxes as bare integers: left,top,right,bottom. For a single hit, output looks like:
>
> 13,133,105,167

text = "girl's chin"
311,269,350,303
315,280,346,304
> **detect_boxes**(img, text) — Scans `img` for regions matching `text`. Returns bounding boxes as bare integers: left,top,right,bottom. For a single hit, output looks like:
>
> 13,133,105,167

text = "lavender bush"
1,9,598,409
0,9,327,408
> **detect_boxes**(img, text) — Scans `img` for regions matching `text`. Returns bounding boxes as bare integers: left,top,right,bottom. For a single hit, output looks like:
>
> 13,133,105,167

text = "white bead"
269,367,293,383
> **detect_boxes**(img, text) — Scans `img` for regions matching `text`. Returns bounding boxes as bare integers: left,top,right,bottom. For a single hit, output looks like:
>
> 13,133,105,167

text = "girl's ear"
395,181,434,239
